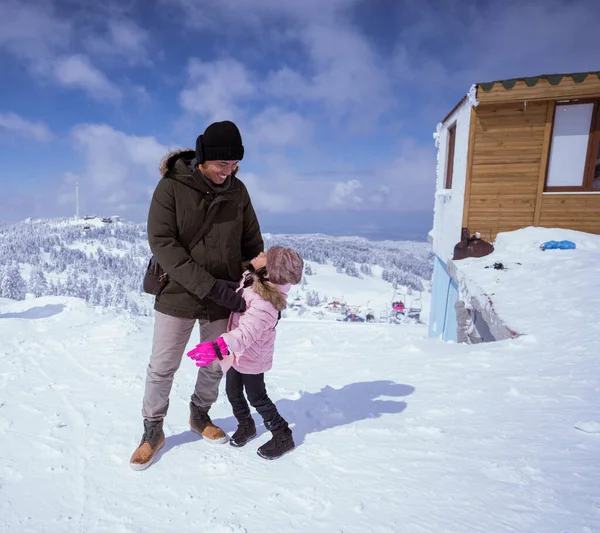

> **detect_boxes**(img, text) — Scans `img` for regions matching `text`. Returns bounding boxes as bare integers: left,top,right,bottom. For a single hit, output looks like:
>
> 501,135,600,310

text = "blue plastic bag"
540,240,576,251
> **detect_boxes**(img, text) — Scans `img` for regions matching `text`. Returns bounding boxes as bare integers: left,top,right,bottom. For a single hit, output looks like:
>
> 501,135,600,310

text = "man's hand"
206,279,246,313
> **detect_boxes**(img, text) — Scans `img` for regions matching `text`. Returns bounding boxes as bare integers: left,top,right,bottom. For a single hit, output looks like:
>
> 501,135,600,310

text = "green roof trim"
478,71,600,91
546,75,564,85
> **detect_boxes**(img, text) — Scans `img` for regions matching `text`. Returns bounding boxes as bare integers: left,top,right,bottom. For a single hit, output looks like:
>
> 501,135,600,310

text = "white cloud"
179,58,256,121
248,108,314,148
329,180,363,208
389,0,600,95
162,0,600,135
292,23,394,128
239,172,292,213
165,0,391,130
71,124,171,214
178,64,316,164
462,0,600,81
0,1,142,102
0,0,70,62
84,19,150,66
67,123,367,219
0,112,53,141
237,170,363,215
236,138,436,215
370,140,436,211
160,0,359,28
264,67,308,101
52,55,122,102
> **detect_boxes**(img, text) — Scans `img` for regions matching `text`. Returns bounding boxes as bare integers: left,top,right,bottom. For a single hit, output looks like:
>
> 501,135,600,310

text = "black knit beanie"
196,120,244,163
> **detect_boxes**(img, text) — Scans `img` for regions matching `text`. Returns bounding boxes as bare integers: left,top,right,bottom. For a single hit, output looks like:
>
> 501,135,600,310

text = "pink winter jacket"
220,270,290,375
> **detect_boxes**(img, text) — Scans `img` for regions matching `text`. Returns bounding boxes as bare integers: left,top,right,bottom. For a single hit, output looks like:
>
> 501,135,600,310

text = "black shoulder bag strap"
185,197,225,252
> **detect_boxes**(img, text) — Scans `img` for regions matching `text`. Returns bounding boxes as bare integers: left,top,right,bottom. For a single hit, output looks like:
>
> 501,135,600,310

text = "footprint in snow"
575,421,600,434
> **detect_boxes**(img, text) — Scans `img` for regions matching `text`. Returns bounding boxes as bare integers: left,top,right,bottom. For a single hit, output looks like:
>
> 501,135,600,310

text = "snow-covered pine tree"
1,265,27,300
77,276,91,302
91,284,104,307
102,283,113,307
28,267,48,297
305,290,322,307
111,280,126,308
65,269,79,298
47,280,56,296
55,280,64,296
345,262,361,279
127,298,140,315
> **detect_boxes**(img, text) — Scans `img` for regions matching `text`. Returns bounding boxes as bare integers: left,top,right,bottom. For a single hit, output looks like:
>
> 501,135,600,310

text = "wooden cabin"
428,71,600,341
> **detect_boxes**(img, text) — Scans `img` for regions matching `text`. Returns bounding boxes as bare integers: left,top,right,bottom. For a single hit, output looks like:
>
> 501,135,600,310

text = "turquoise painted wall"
428,256,458,342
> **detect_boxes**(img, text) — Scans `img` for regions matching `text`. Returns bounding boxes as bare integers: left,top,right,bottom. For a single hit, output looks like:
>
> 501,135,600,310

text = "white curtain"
546,103,594,187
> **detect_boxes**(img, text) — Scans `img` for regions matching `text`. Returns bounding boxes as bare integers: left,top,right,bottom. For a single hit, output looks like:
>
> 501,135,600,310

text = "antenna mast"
75,181,80,219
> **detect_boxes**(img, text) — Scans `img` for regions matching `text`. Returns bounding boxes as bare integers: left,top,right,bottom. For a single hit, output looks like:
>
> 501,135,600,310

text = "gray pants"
142,310,229,421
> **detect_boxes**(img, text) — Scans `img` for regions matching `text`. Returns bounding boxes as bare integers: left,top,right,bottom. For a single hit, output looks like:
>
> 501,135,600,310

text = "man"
130,120,264,470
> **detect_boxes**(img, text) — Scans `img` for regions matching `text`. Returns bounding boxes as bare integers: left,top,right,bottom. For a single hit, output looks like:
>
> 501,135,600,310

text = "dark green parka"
147,149,264,320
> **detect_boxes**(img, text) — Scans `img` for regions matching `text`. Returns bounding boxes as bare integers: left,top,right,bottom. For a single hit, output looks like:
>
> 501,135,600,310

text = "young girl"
186,246,304,460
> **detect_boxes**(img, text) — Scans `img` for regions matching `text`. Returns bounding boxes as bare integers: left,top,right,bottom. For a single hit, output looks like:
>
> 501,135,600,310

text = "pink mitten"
186,337,229,367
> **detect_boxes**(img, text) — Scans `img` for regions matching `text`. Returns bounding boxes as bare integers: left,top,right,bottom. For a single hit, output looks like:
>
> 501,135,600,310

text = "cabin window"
445,123,456,189
545,101,600,191
593,135,600,189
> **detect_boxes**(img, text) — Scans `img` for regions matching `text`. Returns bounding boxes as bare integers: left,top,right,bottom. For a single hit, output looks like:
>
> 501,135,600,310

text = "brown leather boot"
130,419,165,471
189,402,228,444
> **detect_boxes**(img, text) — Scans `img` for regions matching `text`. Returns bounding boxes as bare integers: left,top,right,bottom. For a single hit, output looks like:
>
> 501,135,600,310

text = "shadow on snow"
156,380,414,462
0,304,66,320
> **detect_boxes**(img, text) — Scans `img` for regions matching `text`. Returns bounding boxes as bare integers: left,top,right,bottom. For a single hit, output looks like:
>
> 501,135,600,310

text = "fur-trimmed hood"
157,148,214,193
246,270,289,311
159,148,195,179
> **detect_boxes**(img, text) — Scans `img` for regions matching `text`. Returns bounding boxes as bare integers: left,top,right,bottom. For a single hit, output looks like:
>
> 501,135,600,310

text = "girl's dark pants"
225,367,288,431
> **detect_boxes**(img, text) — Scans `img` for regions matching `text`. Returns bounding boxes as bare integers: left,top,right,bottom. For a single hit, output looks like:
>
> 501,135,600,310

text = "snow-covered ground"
1,227,599,532
452,226,600,338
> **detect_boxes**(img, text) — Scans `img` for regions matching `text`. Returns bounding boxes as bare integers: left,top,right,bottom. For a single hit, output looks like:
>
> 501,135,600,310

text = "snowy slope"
1,217,433,320
2,223,600,533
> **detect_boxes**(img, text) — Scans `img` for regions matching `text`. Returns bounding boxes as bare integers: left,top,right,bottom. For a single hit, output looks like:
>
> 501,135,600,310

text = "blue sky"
1,0,599,239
